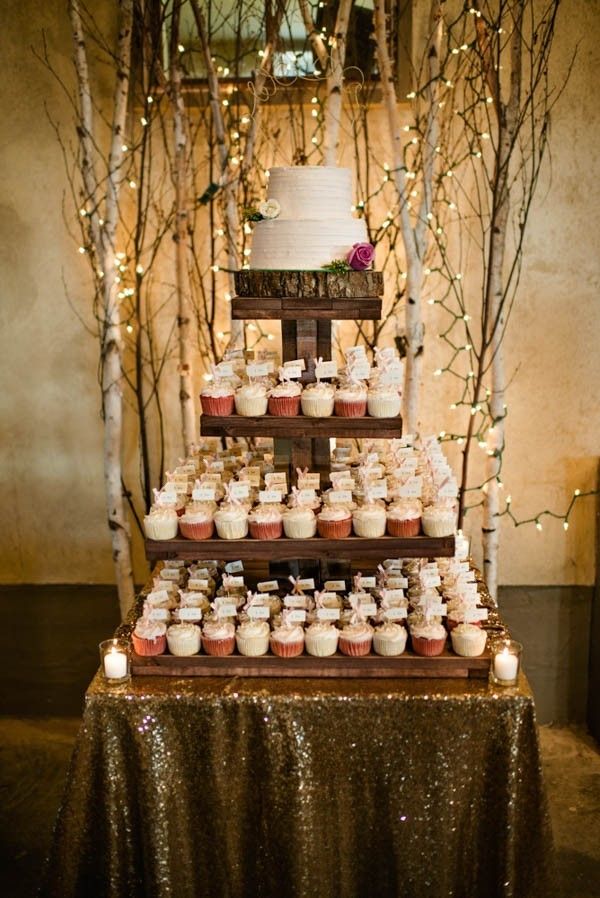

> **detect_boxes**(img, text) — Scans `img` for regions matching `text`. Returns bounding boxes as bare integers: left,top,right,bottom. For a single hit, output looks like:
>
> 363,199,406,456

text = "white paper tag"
329,490,353,504
359,602,377,616
317,607,340,621
324,580,346,591
178,607,203,621
384,607,408,620
284,358,306,370
344,345,367,361
386,577,408,589
225,560,244,574
297,473,320,489
424,603,447,616
315,360,338,379
187,579,210,591
246,362,270,378
360,576,376,589
258,490,282,504
164,559,185,569
298,578,315,591
384,588,405,601
229,482,250,500
420,573,442,588
284,595,308,608
213,361,234,379
177,464,197,476
265,472,287,488
285,609,307,623
201,473,222,483
247,606,270,619
438,479,459,499
258,580,279,593
464,607,489,622
192,487,216,502
156,492,178,506
160,569,180,581
148,608,170,621
368,483,388,500
147,589,170,604
297,488,317,504
207,460,225,472
378,368,403,386
215,602,237,617
281,365,302,380
398,478,423,498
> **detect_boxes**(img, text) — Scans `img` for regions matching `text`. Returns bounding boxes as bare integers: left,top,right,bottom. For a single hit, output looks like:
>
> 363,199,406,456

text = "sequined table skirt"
42,673,553,898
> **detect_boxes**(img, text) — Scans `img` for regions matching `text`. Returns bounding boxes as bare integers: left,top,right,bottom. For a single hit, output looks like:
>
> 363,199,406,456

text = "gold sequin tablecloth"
42,671,553,898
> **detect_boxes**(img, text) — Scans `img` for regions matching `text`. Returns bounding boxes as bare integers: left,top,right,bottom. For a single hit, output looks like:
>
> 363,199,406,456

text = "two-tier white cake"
249,166,368,271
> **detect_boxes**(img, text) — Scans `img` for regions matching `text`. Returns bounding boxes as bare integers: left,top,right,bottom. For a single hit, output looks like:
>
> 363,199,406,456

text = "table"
41,671,554,898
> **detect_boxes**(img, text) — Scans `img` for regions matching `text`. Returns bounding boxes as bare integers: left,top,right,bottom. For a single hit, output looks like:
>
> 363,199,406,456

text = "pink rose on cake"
347,242,375,270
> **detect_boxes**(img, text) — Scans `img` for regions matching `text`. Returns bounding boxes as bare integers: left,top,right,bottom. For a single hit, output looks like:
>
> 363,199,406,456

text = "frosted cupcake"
179,507,215,540
339,620,374,656
305,622,340,657
248,505,283,540
214,505,248,539
200,383,235,416
373,623,407,656
202,618,235,656
166,622,201,656
235,382,268,416
450,623,487,657
317,505,352,539
282,506,317,539
367,383,401,418
386,500,422,538
132,616,167,656
334,383,367,418
422,503,456,537
270,612,305,657
235,620,270,656
447,608,483,631
268,381,302,417
410,621,447,657
352,503,387,538
143,507,179,540
300,382,335,418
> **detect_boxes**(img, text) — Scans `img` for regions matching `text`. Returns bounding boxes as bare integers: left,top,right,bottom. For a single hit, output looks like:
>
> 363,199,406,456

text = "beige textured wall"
0,0,598,586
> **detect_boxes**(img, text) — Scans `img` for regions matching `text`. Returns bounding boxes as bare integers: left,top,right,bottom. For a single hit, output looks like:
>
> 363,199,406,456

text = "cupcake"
447,609,483,631
338,621,374,657
202,618,236,656
268,381,302,416
270,613,305,657
367,383,401,418
166,623,201,656
200,383,235,416
214,505,248,540
422,503,456,537
352,503,387,538
235,383,268,416
450,623,487,657
386,500,422,537
317,505,352,539
305,622,340,657
300,382,335,418
248,505,283,540
132,616,167,656
143,507,179,540
334,383,368,418
410,621,447,657
235,620,270,656
179,507,215,540
373,623,407,656
282,506,317,539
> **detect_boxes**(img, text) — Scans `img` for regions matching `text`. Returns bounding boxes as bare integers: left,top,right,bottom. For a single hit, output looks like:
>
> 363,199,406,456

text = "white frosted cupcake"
166,623,201,656
235,383,268,416
143,507,179,540
283,506,317,539
235,620,270,656
214,505,248,539
422,504,456,537
305,622,340,657
373,623,407,656
352,503,387,538
367,384,401,418
300,382,335,417
450,623,487,657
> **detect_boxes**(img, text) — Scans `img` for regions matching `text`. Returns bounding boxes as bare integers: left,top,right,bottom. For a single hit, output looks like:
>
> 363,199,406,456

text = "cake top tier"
266,166,355,221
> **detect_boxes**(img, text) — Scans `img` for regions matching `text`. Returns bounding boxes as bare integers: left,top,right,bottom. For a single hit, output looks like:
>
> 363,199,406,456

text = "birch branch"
298,0,328,71
323,0,353,166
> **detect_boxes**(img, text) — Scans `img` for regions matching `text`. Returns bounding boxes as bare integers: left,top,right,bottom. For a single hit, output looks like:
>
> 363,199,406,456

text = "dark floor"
0,585,599,898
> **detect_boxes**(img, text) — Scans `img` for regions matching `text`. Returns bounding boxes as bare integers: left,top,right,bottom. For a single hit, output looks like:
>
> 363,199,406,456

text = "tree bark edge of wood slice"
234,269,384,298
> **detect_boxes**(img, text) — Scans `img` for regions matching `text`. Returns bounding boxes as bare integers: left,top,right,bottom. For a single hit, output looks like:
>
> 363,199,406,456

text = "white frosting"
250,166,368,270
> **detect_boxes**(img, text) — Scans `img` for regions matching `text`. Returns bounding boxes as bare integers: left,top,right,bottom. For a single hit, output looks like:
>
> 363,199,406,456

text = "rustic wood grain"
200,414,403,439
234,270,384,298
231,297,382,320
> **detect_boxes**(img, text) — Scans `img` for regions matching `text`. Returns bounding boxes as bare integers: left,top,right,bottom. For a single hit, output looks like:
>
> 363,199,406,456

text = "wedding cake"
249,166,368,271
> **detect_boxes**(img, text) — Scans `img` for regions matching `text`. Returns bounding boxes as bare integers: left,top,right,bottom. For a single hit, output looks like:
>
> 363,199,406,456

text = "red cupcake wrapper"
201,635,235,656
317,517,352,539
447,618,483,632
334,399,367,418
387,517,421,537
268,395,301,417
270,638,305,658
411,635,447,657
132,634,166,656
179,520,215,540
338,636,372,657
200,394,235,416
249,520,283,540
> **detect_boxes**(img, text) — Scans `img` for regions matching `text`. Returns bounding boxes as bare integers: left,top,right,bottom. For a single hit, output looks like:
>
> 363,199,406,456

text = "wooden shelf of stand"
200,413,402,439
231,295,382,320
145,535,455,561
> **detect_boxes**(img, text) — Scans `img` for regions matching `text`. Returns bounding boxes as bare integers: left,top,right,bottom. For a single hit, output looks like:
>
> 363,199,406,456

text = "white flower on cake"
258,199,281,220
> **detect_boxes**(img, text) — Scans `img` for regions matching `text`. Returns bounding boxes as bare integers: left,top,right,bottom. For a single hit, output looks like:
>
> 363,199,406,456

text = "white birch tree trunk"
323,0,353,166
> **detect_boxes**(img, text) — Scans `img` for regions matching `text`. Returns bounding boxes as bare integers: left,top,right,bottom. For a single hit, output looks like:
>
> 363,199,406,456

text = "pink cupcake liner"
179,519,215,540
338,636,372,657
411,635,447,657
249,520,283,540
268,395,301,417
387,517,421,537
201,635,235,656
317,517,352,539
132,634,166,656
200,394,235,416
270,638,305,658
334,399,367,418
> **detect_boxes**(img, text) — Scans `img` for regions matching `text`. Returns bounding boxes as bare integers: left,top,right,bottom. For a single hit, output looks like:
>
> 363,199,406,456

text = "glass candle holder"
99,638,131,684
489,639,522,686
